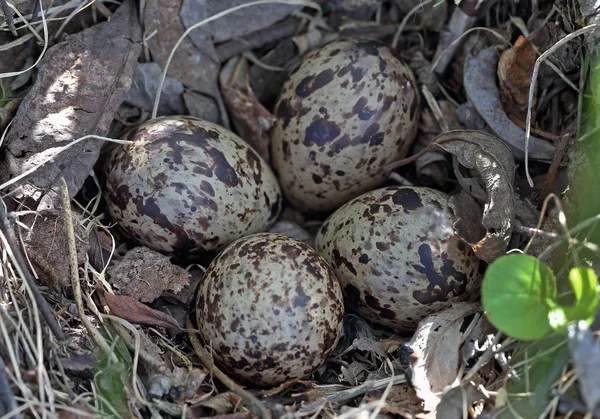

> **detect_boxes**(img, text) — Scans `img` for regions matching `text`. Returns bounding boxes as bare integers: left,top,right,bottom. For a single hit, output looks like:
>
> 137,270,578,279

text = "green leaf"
563,266,598,325
482,254,556,340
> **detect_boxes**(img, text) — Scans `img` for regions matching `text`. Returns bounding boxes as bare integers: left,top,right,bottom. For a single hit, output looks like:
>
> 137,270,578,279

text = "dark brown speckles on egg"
271,39,420,212
104,116,282,257
196,233,344,387
315,186,482,331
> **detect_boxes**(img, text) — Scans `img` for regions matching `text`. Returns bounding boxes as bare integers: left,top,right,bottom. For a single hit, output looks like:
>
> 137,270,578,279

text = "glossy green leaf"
482,254,556,340
564,266,599,324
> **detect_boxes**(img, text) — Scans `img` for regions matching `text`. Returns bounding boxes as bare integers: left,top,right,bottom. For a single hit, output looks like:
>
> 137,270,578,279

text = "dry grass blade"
60,178,116,361
0,199,64,340
0,0,47,79
524,23,600,186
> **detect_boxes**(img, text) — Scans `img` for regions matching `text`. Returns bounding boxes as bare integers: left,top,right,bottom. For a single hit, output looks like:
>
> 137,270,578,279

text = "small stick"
320,375,406,404
0,199,64,341
186,316,272,419
539,134,570,200
61,178,116,360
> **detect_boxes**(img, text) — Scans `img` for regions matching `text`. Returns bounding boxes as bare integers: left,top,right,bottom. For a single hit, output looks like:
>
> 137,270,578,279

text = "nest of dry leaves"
1,0,599,418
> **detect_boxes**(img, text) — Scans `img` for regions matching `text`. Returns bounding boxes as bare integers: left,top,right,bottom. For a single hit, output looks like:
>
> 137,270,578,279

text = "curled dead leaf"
434,130,515,263
497,36,538,122
98,283,181,329
403,302,480,412
219,57,275,160
464,47,555,161
386,129,515,262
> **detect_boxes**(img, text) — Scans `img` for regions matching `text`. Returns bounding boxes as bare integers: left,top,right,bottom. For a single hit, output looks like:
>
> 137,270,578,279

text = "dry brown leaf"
464,47,555,161
341,361,368,386
99,284,181,329
249,39,299,105
183,90,221,123
20,211,91,288
404,302,480,412
447,190,486,246
107,247,190,303
4,2,141,210
497,36,538,122
365,383,423,417
381,335,411,353
189,392,236,417
219,57,275,160
180,0,299,44
432,130,515,263
126,62,186,116
351,337,386,359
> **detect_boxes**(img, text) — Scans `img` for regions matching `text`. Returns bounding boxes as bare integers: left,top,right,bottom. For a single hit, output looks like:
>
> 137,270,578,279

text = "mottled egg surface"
315,186,481,331
271,39,420,213
104,116,282,256
196,233,344,387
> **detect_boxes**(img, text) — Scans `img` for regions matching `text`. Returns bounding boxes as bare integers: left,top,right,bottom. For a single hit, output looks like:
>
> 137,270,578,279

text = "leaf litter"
106,246,190,303
0,0,597,418
2,1,141,210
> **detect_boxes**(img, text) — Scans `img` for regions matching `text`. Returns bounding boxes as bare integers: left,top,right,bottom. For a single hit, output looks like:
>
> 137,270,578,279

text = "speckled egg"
196,233,344,387
315,186,481,331
271,39,420,213
104,116,282,256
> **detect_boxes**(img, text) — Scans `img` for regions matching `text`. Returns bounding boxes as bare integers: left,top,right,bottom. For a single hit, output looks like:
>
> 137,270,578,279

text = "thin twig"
539,134,570,200
60,178,116,359
368,359,395,419
318,375,406,404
